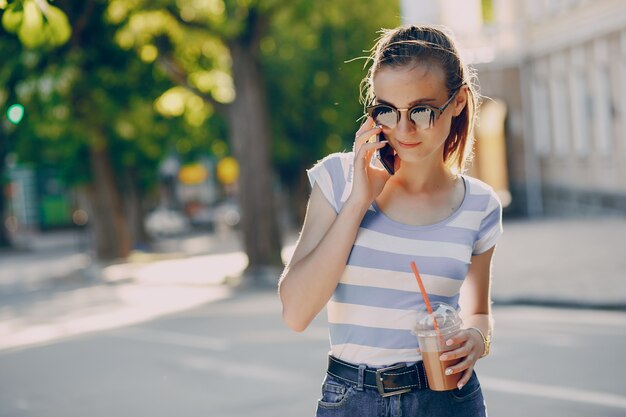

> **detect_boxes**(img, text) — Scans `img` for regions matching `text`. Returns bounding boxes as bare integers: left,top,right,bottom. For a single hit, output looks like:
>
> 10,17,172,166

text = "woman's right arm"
279,119,388,332
278,183,369,332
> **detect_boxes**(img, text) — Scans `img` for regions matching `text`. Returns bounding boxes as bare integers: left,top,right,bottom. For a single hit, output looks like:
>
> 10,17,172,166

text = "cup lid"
414,302,462,333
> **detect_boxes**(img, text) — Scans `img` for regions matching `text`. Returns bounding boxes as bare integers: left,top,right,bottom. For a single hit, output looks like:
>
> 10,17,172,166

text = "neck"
391,159,456,194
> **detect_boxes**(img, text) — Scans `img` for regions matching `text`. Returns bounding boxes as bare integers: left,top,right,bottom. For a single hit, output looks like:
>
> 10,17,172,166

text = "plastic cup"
413,302,463,391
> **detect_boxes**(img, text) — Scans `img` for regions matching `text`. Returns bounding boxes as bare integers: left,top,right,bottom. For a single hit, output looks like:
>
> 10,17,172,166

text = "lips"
396,140,421,149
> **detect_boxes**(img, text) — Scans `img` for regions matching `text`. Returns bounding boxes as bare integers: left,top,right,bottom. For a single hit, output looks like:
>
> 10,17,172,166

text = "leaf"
43,5,72,46
1,3,23,33
18,0,46,48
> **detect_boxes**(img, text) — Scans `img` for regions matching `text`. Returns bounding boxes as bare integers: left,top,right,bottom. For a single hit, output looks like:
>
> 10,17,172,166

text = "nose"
395,109,416,137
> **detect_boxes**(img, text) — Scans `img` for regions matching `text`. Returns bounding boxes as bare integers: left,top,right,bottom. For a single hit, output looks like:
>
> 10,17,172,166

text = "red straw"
411,261,445,346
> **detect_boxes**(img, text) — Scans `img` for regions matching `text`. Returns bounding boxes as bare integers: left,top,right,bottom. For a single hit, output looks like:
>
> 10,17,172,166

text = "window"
531,79,551,156
595,66,614,155
549,77,570,156
569,48,590,156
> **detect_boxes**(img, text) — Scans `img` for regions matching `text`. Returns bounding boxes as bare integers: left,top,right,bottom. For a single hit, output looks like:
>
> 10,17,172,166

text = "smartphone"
377,131,395,175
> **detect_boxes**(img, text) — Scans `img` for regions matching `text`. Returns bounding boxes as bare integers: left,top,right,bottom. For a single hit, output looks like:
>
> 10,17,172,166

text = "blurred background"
1,0,625,416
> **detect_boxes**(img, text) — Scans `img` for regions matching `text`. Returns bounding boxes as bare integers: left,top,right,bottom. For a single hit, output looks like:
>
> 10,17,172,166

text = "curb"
493,297,626,311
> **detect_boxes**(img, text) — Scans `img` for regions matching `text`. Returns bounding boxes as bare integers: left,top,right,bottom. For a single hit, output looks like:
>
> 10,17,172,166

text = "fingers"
442,350,475,375
439,329,483,388
354,116,376,140
353,117,382,153
456,368,474,390
442,349,475,390
353,130,386,171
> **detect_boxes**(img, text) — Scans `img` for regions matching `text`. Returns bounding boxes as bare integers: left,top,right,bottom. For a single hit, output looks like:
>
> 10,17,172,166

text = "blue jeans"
315,370,487,417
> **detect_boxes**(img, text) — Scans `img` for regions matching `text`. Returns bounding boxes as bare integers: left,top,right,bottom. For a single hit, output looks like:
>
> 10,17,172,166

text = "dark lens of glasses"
409,107,435,130
371,106,396,127
370,105,436,130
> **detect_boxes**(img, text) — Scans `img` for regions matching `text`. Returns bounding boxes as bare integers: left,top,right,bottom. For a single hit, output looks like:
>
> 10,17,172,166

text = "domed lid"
414,302,462,335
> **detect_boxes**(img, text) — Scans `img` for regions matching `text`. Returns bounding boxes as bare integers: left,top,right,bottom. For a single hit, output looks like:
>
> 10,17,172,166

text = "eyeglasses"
366,87,462,130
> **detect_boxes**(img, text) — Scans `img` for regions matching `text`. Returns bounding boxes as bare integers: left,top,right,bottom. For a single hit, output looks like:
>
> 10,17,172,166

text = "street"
1,284,625,417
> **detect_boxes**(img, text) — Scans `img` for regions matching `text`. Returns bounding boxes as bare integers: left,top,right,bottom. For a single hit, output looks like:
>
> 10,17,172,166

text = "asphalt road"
1,287,625,417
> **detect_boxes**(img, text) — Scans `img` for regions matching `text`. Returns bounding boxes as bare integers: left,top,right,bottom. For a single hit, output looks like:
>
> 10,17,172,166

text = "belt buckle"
375,363,412,397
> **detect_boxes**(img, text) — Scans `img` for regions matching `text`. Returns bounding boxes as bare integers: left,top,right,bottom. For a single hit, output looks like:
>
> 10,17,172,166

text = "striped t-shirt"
307,152,503,367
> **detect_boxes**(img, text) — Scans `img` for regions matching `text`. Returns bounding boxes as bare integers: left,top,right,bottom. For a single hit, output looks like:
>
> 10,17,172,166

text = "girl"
278,25,502,417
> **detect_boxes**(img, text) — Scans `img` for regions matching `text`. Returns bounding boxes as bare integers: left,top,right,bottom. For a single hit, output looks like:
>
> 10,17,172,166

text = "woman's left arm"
439,245,496,389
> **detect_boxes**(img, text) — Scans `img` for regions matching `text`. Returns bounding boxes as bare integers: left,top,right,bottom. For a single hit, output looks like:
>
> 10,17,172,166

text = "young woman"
278,25,502,417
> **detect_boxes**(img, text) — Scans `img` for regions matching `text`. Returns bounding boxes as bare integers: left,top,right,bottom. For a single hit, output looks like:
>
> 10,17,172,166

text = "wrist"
467,327,490,358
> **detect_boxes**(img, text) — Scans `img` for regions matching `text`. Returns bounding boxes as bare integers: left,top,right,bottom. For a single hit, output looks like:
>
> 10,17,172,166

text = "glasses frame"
366,87,462,130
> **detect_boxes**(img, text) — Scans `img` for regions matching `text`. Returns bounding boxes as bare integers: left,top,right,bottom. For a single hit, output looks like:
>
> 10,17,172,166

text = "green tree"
2,0,399,278
111,0,288,278
1,0,72,248
0,0,199,258
110,0,399,280
263,3,400,220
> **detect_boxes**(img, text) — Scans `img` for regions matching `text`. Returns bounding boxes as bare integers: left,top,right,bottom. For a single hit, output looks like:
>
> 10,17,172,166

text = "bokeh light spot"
140,44,158,62
7,104,25,124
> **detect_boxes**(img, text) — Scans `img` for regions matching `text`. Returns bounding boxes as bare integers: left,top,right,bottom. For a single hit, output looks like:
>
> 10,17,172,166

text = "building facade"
401,0,626,216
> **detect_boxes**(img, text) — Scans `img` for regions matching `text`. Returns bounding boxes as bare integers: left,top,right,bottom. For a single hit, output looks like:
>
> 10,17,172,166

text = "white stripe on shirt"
354,228,472,262
340,265,463,297
327,300,419,329
330,343,422,367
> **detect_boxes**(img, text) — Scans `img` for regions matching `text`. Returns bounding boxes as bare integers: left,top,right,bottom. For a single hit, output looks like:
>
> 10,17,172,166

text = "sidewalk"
1,216,625,352
0,228,246,295
491,216,626,309
1,216,625,308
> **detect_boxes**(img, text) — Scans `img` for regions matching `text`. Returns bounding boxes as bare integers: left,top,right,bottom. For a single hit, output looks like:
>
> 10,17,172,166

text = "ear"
452,85,469,117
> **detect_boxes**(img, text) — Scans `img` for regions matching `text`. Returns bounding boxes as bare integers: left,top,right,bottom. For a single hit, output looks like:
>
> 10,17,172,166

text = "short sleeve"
472,190,503,255
306,152,352,213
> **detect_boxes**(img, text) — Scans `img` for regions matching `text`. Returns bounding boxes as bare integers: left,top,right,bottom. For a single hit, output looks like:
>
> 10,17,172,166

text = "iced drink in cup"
414,302,463,391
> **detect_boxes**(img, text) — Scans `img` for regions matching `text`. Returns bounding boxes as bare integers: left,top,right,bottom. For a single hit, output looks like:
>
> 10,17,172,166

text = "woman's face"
372,63,466,167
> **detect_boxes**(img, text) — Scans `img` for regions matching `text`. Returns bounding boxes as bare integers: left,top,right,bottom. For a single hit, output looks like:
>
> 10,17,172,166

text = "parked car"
145,208,190,238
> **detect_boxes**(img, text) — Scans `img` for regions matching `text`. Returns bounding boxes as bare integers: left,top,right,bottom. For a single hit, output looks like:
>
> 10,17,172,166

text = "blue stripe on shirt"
332,283,459,310
477,205,501,240
361,211,476,246
347,246,470,280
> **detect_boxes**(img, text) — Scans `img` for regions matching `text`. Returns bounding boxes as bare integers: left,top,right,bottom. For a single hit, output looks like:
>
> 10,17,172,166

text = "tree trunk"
87,141,132,260
228,39,283,281
123,168,151,249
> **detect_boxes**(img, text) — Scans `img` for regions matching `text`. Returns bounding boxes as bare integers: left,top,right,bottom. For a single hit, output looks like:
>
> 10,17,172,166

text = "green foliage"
263,1,400,185
109,0,399,188
1,0,398,202
0,0,200,192
1,0,72,48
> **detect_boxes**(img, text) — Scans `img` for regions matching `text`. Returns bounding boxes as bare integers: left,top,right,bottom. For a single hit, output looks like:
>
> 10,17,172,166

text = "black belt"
326,355,429,397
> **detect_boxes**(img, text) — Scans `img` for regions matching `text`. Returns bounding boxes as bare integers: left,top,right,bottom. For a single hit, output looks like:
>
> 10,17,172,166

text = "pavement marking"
494,307,626,328
481,376,626,409
110,327,231,351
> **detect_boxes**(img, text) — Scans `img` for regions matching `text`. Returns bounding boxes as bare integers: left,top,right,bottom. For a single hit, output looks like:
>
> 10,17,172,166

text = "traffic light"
7,104,24,124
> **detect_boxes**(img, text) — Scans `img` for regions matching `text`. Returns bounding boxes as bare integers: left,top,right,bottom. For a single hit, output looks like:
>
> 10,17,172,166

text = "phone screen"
377,132,395,175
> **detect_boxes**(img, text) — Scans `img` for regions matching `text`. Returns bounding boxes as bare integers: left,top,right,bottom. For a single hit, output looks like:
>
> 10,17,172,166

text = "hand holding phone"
376,131,395,175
